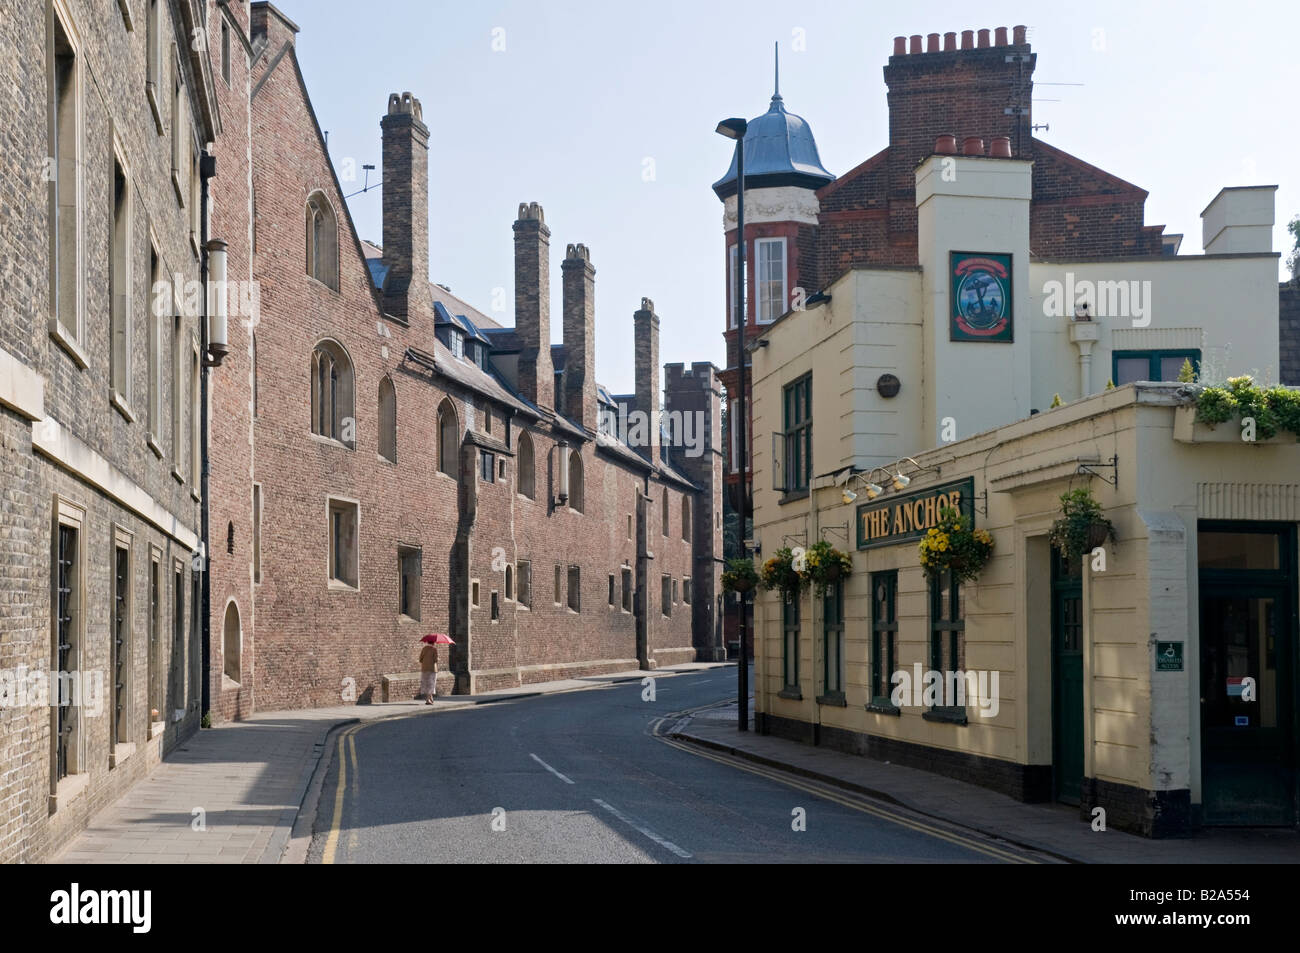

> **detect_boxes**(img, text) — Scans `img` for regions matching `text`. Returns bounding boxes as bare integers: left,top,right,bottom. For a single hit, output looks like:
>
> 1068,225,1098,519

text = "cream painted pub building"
727,28,1297,836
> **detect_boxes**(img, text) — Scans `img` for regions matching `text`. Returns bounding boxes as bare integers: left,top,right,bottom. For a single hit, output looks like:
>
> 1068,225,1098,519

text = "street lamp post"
716,117,749,732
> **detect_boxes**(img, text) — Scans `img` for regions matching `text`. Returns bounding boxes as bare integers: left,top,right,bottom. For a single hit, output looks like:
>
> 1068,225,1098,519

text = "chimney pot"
961,29,974,49
962,136,985,156
1013,24,1027,45
893,36,906,55
995,27,1008,46
977,28,991,47
926,33,940,52
909,34,922,54
990,136,1012,158
943,31,957,51
935,134,958,155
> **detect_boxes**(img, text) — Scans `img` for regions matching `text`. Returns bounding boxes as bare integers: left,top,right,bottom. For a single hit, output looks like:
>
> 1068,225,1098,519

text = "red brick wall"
206,18,714,716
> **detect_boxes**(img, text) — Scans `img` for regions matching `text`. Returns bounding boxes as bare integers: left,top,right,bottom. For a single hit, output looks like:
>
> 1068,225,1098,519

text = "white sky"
293,0,1298,393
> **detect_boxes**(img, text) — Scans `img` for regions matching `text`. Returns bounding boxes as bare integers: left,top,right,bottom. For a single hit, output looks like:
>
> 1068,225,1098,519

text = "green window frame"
870,571,898,709
821,580,845,702
782,593,800,693
927,569,966,721
1111,349,1200,386
782,374,812,495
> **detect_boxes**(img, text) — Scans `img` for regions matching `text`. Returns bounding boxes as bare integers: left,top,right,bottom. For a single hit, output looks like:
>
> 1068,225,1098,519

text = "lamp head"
716,118,748,140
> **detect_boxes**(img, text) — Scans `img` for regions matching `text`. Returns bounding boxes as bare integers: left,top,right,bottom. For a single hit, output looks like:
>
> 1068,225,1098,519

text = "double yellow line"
653,715,1039,864
321,723,362,865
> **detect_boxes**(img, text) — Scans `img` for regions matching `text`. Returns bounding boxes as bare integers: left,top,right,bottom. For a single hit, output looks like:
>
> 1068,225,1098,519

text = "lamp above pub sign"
857,478,975,550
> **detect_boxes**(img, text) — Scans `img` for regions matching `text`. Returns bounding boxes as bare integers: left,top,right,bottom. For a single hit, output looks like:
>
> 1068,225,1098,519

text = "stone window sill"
146,433,164,459
780,488,810,505
309,432,354,451
148,719,166,740
172,467,185,486
110,390,136,423
816,691,847,707
49,771,91,814
110,741,136,769
49,321,89,369
866,700,901,716
146,84,164,134
923,706,968,725
778,687,803,701
328,579,359,592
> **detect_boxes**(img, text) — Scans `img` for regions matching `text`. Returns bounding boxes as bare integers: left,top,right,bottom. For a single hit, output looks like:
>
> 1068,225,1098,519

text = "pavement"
53,663,727,864
670,699,1300,864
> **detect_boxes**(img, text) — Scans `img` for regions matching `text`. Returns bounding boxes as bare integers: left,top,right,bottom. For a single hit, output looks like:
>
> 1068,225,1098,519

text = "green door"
1198,521,1297,826
1051,550,1084,805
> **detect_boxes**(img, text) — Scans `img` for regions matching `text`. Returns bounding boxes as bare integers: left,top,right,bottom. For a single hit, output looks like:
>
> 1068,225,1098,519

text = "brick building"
0,0,220,862
714,26,1180,514
204,4,725,720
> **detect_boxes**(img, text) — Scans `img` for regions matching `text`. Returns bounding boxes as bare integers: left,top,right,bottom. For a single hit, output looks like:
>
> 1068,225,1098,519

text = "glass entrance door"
1198,524,1297,826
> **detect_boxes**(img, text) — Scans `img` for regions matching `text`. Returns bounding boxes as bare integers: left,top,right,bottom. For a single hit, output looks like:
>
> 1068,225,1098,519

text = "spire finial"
773,41,781,101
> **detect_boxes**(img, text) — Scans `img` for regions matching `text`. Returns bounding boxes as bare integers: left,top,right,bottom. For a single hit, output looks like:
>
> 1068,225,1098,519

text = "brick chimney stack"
633,298,660,468
513,202,553,412
561,243,598,433
380,92,431,322
882,25,1034,260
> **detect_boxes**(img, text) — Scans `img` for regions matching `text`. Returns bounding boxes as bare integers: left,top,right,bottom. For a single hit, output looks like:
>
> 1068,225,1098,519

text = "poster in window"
950,252,1012,342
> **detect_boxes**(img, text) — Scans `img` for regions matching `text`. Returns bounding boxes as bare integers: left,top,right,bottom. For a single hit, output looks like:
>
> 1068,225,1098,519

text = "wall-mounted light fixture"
204,238,229,367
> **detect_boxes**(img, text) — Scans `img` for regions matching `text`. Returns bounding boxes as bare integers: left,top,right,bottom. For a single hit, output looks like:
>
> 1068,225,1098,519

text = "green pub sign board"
951,252,1013,342
857,478,975,550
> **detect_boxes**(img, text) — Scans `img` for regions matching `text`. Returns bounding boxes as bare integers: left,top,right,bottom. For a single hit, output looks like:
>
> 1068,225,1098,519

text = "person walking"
418,635,439,704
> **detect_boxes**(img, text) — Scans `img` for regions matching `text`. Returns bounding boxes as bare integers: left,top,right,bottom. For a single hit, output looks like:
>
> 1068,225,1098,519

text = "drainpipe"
1069,317,1100,398
198,150,229,719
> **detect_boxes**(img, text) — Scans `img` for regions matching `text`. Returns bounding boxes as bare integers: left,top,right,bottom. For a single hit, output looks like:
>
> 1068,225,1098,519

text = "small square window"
567,566,581,612
608,574,615,606
554,565,562,604
399,546,421,621
661,575,672,617
328,500,359,588
471,579,480,608
517,560,532,608
621,567,633,613
480,450,495,483
683,577,692,605
491,591,500,621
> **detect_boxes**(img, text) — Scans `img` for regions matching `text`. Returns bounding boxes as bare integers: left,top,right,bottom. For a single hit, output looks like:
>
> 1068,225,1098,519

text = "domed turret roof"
712,63,835,201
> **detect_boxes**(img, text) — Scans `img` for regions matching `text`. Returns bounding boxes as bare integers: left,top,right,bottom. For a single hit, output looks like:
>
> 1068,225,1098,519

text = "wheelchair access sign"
1156,641,1183,672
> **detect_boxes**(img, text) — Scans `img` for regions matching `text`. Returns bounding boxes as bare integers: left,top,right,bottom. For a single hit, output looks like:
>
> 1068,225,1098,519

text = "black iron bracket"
1077,454,1119,489
820,522,849,542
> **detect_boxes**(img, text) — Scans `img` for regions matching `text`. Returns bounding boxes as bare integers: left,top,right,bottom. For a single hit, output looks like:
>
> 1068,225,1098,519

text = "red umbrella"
421,633,455,645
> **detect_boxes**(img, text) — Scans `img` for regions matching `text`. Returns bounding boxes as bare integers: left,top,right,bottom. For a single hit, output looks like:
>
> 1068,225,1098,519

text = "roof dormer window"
449,329,464,360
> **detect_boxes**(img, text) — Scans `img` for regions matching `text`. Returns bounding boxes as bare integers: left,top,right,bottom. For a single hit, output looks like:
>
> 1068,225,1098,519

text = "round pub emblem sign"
951,252,1013,342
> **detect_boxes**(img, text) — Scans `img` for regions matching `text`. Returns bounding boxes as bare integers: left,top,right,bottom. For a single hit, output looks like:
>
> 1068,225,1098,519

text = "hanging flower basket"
721,558,759,594
917,507,993,584
803,540,853,596
761,547,806,596
1049,487,1115,558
